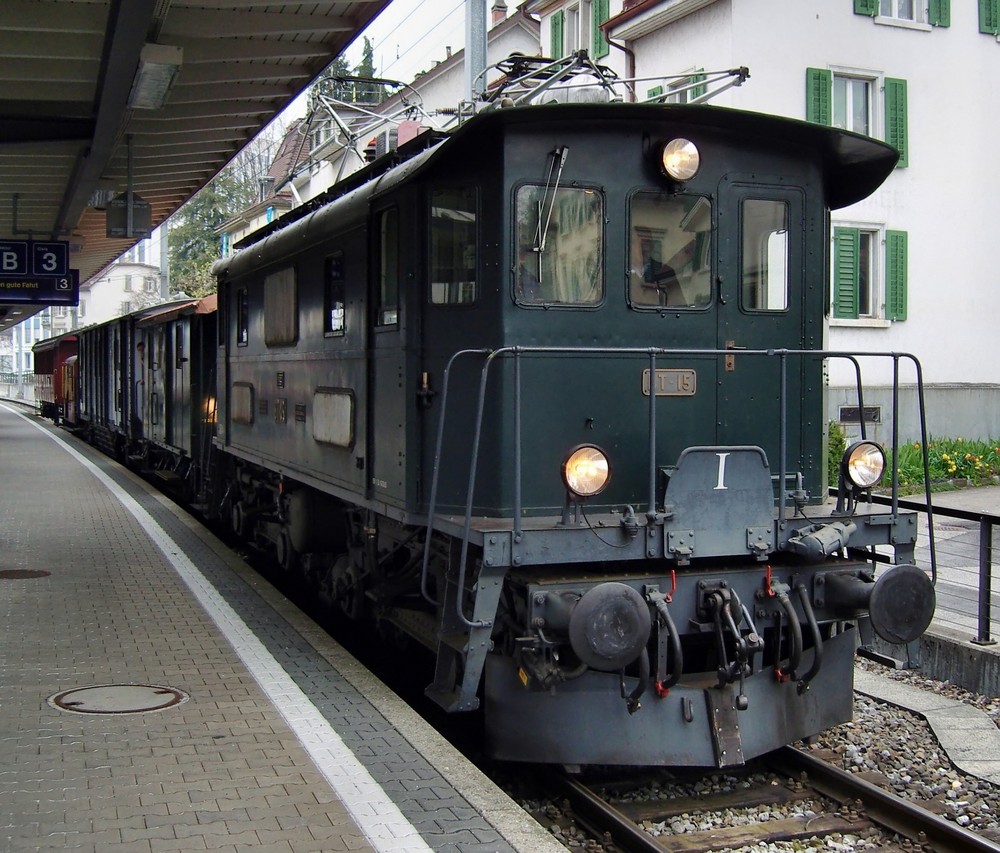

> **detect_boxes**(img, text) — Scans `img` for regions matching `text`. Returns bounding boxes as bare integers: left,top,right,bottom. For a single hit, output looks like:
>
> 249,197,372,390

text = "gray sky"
344,0,477,85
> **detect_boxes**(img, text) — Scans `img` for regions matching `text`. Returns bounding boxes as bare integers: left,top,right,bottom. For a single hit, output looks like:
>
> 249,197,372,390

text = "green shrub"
828,420,847,486
890,437,1000,488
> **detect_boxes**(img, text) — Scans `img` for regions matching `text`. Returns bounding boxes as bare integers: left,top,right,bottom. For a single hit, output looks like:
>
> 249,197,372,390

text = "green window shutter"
550,10,565,58
980,0,1000,34
929,0,951,26
884,77,908,168
646,85,664,100
885,230,908,321
691,69,707,100
805,68,832,125
854,0,878,15
592,0,610,59
833,227,860,319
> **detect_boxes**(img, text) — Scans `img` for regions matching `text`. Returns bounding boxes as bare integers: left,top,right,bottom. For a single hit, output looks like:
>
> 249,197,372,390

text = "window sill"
830,318,892,329
874,16,932,32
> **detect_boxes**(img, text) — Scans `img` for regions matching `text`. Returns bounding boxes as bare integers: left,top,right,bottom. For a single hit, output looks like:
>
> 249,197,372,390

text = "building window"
667,70,707,104
856,0,950,26
123,274,133,292
549,3,598,57
879,0,922,21
833,74,872,135
120,301,132,315
79,301,86,318
832,226,907,322
806,68,908,167
145,276,157,293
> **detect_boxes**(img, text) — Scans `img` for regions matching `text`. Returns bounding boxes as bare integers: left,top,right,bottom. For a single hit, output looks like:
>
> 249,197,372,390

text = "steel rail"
544,769,663,853
771,746,1000,853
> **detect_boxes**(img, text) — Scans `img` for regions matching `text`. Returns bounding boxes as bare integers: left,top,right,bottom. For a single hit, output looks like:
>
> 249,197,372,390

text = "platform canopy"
0,0,392,332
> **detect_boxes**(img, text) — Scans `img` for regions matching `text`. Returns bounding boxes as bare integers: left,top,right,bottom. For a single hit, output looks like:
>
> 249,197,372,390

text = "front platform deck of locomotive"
0,403,563,853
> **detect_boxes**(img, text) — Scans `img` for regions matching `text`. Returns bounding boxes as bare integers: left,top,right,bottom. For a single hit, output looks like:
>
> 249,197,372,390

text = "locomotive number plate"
642,368,697,397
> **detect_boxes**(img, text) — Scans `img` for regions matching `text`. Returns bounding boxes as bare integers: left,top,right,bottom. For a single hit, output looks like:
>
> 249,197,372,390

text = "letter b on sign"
0,242,28,274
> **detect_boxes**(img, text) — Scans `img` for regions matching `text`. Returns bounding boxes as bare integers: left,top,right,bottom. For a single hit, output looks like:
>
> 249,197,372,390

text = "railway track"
541,746,1000,853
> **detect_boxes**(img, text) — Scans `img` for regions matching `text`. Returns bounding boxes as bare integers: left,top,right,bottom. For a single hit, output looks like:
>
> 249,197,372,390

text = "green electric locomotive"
211,85,935,766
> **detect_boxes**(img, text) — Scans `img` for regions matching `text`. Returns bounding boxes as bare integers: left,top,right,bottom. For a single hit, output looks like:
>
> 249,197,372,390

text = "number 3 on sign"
38,251,59,273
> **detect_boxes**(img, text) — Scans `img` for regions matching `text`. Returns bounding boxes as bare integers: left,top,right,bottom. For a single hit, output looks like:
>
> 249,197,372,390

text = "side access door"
367,203,410,509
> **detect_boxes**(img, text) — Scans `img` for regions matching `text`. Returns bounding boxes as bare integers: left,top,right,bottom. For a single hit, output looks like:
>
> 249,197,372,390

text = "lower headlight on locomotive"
210,100,935,768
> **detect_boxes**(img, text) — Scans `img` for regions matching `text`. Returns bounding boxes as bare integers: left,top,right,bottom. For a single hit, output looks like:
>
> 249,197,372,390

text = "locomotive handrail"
420,345,935,628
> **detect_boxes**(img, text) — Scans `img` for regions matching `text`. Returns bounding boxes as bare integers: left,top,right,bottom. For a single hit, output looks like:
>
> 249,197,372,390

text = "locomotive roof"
433,102,899,210
221,101,897,270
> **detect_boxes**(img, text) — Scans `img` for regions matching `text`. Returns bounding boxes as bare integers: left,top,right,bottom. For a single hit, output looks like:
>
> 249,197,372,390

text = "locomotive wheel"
330,553,364,621
231,500,250,539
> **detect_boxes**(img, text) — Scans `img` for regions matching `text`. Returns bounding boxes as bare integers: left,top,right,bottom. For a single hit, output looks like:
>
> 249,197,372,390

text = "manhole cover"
0,569,51,579
48,684,188,714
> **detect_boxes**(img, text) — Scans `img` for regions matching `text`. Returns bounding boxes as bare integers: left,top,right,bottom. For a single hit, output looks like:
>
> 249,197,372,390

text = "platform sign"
0,239,78,305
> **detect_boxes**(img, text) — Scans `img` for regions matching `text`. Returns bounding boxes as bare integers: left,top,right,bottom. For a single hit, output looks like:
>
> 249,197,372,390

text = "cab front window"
628,193,712,309
514,185,603,306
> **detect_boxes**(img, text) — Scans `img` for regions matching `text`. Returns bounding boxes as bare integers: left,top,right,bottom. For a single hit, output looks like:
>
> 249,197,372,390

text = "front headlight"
659,137,700,181
842,441,886,489
562,445,610,498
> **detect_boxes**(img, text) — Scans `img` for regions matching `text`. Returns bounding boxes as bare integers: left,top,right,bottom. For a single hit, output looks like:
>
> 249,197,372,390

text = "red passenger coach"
32,333,78,424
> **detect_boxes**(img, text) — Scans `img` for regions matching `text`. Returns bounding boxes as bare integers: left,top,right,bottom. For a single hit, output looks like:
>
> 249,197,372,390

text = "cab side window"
377,208,398,325
264,266,298,346
324,253,346,336
236,287,249,346
430,187,477,304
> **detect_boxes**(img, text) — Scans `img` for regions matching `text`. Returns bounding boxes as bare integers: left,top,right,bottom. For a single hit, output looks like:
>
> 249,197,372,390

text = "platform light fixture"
127,43,183,110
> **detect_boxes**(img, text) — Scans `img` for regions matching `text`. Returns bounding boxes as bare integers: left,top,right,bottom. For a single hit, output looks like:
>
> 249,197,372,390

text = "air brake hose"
776,590,803,680
795,584,824,694
624,648,650,715
652,598,683,691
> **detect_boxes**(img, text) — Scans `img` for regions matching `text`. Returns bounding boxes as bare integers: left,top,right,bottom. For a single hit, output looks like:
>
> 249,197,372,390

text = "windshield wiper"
533,146,569,254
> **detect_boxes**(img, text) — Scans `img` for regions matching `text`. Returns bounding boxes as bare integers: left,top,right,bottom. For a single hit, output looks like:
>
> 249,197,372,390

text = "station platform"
0,403,565,853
